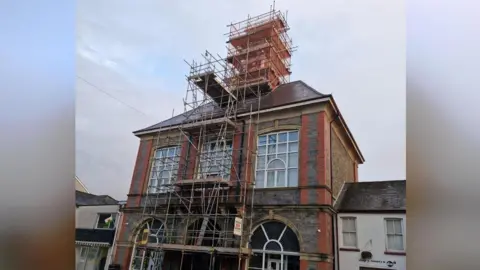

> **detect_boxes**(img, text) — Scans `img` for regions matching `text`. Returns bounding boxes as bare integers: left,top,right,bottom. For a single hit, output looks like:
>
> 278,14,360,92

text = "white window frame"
384,218,405,252
95,213,117,229
255,130,299,188
148,146,181,194
251,222,296,270
340,217,358,248
79,246,88,261
76,246,99,270
197,139,233,180
130,219,165,270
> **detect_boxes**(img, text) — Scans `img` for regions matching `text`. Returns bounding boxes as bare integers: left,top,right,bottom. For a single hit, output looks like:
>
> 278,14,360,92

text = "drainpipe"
329,114,340,270
236,120,247,201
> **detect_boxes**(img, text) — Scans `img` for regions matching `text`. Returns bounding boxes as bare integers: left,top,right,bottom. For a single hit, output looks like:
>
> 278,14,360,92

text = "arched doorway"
130,218,166,270
249,221,300,270
182,218,223,270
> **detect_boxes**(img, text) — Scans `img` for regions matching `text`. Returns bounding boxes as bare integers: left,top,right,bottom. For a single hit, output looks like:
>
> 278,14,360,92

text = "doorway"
267,258,282,270
267,255,288,270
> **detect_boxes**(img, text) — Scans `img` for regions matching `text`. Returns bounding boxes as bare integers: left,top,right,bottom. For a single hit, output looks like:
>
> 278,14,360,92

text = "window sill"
339,247,360,252
254,187,298,191
384,251,406,256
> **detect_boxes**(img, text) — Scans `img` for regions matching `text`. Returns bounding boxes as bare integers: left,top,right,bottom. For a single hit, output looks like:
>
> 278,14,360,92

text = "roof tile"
134,80,327,134
335,180,406,212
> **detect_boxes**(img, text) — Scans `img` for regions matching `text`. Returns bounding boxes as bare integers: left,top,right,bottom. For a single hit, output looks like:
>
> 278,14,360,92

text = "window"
249,221,300,270
198,140,232,179
86,246,99,259
385,218,404,251
96,213,117,229
255,131,299,188
130,219,165,270
341,217,357,248
76,247,88,270
76,246,99,270
148,146,181,193
79,247,88,260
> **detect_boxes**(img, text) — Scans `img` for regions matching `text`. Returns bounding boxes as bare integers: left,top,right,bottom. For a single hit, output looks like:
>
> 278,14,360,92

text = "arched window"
256,131,299,188
130,219,166,270
249,221,300,270
148,146,181,193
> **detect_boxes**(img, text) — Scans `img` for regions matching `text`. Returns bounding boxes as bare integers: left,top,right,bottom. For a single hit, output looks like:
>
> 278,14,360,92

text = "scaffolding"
132,4,294,270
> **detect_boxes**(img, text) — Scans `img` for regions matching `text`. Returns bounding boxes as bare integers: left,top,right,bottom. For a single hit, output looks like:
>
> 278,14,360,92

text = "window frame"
340,216,358,248
384,218,405,252
130,219,166,270
148,146,181,194
79,247,88,261
95,213,117,230
197,139,233,180
254,130,299,189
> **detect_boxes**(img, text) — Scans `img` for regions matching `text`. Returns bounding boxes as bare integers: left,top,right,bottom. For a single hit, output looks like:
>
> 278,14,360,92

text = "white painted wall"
76,204,120,270
76,205,119,229
337,213,406,270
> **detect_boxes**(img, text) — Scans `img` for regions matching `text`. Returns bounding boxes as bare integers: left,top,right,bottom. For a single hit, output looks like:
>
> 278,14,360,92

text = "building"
76,190,122,270
76,175,90,193
334,180,406,270
113,6,364,270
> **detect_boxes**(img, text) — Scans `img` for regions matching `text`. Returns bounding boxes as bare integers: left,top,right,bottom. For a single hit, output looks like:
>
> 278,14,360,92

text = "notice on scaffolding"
233,217,243,236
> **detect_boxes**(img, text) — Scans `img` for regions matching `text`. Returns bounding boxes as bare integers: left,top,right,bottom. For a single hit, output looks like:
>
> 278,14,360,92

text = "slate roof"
335,180,406,212
76,191,118,206
133,80,329,135
75,228,116,244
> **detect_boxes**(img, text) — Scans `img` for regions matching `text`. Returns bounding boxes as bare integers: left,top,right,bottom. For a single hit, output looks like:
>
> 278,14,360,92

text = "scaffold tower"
132,4,294,270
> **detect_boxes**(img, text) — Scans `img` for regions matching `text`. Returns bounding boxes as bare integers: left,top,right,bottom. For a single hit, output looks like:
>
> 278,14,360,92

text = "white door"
267,259,282,270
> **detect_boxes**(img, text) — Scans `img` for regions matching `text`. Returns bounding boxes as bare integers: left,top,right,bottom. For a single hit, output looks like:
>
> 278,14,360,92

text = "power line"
77,75,154,119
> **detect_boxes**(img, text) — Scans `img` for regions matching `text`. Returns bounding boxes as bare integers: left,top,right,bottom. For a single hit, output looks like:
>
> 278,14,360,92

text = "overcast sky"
76,0,405,200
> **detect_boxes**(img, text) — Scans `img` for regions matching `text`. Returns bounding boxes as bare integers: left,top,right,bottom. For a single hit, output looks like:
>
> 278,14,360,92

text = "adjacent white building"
75,190,122,270
334,180,406,270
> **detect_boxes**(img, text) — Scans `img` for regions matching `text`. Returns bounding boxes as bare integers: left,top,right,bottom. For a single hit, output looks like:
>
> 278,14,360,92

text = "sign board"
233,217,243,236
359,259,396,268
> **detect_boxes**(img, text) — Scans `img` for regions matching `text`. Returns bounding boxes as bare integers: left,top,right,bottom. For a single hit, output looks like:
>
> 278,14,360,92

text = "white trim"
75,241,111,247
95,213,117,230
133,96,364,162
134,116,237,136
133,98,330,136
327,97,365,163
238,98,330,117
333,182,347,207
251,249,300,256
75,176,89,193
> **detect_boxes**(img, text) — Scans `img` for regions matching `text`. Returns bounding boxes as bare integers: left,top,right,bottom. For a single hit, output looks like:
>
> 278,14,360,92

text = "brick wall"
119,107,358,270
127,139,153,208
331,131,355,197
299,112,331,206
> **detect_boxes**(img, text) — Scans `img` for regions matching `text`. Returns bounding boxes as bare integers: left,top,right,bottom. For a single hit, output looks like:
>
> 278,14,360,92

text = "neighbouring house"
334,180,406,270
76,190,122,270
76,175,90,193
